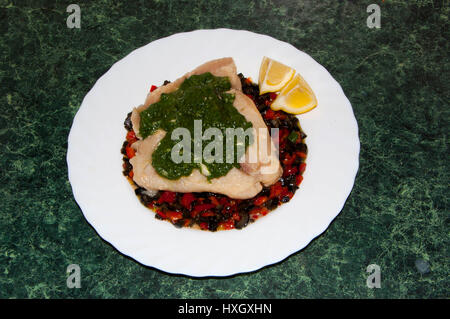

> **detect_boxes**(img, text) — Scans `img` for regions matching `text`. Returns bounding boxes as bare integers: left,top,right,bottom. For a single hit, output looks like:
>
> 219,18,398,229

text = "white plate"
67,29,360,277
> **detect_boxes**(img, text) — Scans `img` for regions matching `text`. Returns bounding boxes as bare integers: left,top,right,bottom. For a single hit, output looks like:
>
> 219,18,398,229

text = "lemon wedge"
258,57,295,94
271,74,317,114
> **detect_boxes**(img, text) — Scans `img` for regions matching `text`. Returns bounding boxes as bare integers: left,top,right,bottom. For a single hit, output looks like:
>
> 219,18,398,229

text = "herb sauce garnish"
139,73,253,180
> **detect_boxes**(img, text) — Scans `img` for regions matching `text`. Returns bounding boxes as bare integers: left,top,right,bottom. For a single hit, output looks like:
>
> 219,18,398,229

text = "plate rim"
67,28,360,277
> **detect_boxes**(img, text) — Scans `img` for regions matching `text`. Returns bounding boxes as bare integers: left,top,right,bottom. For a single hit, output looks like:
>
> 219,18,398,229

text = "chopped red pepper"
209,196,220,206
280,188,293,201
180,193,195,210
299,163,307,174
269,92,278,101
158,191,176,204
270,182,284,198
183,219,191,227
254,196,268,206
199,222,209,230
156,210,166,219
126,130,137,144
166,211,183,222
128,170,134,179
150,85,157,92
282,153,295,166
296,151,307,159
249,207,269,219
283,166,298,177
265,109,276,120
221,219,235,230
201,211,215,217
218,197,229,206
296,175,304,186
193,203,216,212
125,145,135,159
279,128,290,140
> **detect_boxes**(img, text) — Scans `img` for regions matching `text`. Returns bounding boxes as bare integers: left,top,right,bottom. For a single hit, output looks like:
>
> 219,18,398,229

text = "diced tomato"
199,222,209,230
232,212,241,221
193,203,216,212
269,92,278,101
125,145,135,159
128,170,134,179
166,211,183,222
158,191,176,204
254,196,268,206
180,193,195,209
150,85,157,92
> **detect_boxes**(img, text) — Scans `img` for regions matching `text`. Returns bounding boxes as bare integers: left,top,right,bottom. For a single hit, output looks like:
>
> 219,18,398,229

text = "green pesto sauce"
139,72,253,180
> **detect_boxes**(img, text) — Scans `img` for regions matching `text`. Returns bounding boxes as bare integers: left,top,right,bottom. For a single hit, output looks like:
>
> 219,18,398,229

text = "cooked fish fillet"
129,57,282,199
130,130,264,199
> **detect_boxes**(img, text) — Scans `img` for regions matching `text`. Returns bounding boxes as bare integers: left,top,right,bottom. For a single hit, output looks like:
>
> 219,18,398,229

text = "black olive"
295,143,308,153
124,112,133,131
207,217,219,231
140,194,153,205
120,141,128,156
163,80,171,86
281,196,291,203
293,157,303,166
238,199,254,212
182,209,191,219
122,158,132,176
174,220,184,228
259,187,271,197
196,192,216,198
265,198,279,210
134,187,146,196
235,212,250,229
158,203,168,212
171,202,183,211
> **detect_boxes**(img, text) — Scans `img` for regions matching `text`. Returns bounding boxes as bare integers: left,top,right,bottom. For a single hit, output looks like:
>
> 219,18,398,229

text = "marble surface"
0,0,448,298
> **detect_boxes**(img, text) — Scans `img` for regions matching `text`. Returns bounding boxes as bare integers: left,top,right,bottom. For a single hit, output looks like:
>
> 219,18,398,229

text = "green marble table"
0,0,448,298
